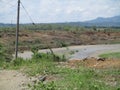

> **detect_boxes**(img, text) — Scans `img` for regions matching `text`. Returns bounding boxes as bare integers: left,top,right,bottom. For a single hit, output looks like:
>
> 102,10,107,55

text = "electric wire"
0,5,17,20
20,1,35,25
0,0,17,9
1,0,38,25
0,1,17,24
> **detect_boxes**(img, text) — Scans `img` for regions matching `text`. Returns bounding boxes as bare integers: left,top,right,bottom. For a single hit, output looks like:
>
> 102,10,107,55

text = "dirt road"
0,70,30,90
16,44,120,60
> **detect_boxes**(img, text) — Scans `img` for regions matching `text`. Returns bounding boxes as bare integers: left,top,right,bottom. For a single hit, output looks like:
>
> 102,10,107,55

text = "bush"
31,46,39,54
13,58,25,66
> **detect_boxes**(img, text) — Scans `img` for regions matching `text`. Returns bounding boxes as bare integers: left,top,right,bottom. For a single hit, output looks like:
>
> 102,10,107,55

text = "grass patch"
31,67,120,90
99,52,120,59
0,52,120,90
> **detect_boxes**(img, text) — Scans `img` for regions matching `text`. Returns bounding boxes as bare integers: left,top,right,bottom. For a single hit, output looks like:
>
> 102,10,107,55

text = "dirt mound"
68,58,120,69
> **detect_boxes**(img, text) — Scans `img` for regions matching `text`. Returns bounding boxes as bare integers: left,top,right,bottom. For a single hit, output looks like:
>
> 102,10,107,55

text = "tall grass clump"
0,44,11,67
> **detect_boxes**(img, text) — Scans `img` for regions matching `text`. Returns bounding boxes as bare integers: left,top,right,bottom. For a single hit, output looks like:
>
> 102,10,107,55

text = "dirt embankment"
68,58,120,69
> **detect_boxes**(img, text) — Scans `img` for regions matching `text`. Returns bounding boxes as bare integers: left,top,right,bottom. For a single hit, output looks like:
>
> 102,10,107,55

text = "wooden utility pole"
15,0,20,59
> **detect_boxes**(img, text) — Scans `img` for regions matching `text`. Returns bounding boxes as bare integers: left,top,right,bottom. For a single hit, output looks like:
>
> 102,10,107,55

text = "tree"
92,26,97,31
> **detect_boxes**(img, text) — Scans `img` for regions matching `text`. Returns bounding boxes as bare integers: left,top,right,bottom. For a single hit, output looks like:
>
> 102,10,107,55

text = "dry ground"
0,30,120,51
0,58,120,90
0,70,30,90
68,58,120,69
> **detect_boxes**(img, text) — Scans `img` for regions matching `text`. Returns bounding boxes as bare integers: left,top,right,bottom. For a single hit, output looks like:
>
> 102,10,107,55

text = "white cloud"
0,0,120,23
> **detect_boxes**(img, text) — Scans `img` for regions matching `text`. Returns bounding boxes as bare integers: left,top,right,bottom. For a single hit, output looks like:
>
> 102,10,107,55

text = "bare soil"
0,58,119,90
0,30,120,51
68,58,120,69
0,70,30,90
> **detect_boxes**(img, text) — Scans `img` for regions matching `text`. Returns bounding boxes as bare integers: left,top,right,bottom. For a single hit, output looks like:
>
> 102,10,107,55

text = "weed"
99,52,120,59
32,81,56,90
0,44,120,90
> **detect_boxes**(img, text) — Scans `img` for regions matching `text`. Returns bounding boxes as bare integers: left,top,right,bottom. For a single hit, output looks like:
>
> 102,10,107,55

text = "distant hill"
0,15,120,27
0,23,15,27
86,15,120,23
68,15,120,27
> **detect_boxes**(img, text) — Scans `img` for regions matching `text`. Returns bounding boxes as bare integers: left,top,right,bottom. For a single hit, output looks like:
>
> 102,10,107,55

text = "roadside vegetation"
0,25,120,52
99,52,120,59
0,49,120,90
0,43,12,67
0,26,120,90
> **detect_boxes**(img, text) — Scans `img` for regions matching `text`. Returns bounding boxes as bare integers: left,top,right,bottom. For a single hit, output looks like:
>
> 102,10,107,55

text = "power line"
0,3,17,13
1,0,39,24
0,6,17,22
0,0,17,9
20,1,35,25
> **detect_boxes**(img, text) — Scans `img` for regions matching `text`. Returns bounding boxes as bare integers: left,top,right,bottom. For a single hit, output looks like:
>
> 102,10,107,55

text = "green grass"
99,52,120,59
31,66,120,90
0,52,120,90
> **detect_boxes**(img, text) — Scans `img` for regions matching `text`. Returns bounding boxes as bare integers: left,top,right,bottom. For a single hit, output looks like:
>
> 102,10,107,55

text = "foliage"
31,66,120,90
31,46,39,54
0,44,7,67
0,43,12,67
0,50,120,90
92,26,97,31
13,58,26,66
0,25,120,89
32,81,57,90
0,44,5,58
99,52,120,59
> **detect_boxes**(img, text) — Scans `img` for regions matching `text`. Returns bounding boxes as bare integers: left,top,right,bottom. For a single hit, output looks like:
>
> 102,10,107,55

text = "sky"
0,0,120,23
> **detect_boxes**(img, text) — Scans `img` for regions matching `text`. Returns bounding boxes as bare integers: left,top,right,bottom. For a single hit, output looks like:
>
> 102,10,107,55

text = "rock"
38,76,47,82
97,58,106,61
83,58,88,61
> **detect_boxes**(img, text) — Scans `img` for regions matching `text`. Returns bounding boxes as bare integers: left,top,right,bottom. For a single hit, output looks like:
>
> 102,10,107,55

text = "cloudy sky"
0,0,120,23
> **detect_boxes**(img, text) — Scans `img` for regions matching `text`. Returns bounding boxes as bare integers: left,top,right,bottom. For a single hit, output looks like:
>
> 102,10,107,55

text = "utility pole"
15,0,20,59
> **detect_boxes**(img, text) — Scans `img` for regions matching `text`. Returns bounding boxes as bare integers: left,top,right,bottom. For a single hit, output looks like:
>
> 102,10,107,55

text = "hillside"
68,15,120,27
0,16,120,27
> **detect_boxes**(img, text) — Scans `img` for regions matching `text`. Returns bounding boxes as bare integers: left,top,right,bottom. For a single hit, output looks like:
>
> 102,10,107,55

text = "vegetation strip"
99,52,120,59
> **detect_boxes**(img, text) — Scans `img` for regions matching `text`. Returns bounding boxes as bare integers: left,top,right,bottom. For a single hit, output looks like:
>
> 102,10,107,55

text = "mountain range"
65,15,120,27
0,15,120,27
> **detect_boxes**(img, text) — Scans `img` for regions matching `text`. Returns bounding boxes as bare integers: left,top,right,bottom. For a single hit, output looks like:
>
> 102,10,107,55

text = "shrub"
31,46,39,54
13,58,25,66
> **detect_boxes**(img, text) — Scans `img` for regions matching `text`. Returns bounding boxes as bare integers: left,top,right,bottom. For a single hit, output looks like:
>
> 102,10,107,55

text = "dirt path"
0,70,30,90
69,44,120,60
16,44,120,60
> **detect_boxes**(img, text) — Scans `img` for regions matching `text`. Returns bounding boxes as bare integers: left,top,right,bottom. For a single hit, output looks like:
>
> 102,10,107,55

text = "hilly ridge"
68,15,120,27
0,15,120,27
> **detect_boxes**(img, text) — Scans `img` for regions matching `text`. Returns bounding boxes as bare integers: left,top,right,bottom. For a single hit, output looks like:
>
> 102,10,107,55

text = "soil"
0,30,120,52
0,70,30,90
0,58,120,90
68,58,120,69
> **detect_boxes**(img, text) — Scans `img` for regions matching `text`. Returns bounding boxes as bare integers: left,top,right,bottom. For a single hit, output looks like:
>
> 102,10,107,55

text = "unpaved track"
0,70,30,90
17,44,120,60
70,44,120,60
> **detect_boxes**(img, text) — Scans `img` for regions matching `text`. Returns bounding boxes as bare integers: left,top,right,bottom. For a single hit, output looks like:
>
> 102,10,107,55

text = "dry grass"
67,58,120,69
0,30,120,51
